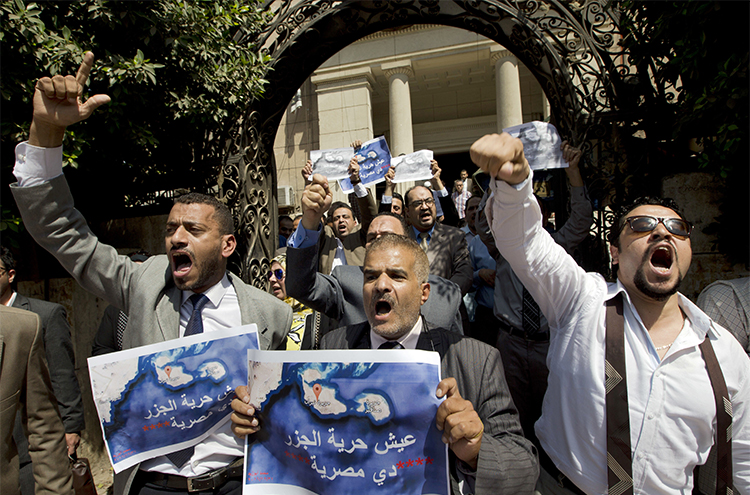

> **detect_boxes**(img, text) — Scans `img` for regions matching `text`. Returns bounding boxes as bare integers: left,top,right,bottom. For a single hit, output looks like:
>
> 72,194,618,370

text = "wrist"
29,120,66,148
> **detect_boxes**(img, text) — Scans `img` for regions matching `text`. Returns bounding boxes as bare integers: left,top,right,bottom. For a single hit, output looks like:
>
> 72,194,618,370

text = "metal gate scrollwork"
221,0,645,287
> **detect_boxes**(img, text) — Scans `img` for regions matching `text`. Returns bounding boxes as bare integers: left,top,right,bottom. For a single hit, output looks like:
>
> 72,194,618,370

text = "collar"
369,317,423,350
4,291,17,307
411,224,435,240
606,280,719,341
181,273,231,309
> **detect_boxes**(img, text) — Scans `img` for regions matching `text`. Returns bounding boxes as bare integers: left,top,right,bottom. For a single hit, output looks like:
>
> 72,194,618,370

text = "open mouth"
650,246,673,271
375,300,392,317
171,251,193,277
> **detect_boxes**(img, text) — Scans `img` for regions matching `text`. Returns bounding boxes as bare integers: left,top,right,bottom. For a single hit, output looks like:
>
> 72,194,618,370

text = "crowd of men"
3,51,749,495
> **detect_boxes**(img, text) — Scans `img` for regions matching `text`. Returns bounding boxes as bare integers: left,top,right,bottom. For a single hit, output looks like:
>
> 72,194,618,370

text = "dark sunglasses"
267,268,285,280
622,215,692,237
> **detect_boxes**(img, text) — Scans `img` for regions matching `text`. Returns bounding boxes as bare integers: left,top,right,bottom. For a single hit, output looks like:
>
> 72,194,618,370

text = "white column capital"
382,61,414,79
490,46,515,65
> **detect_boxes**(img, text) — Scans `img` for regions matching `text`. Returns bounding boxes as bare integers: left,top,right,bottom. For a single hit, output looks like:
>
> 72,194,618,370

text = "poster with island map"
87,325,259,473
243,349,449,495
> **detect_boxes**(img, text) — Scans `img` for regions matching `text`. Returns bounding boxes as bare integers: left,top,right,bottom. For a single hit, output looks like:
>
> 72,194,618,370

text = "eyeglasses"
267,268,284,280
408,197,435,209
622,215,693,237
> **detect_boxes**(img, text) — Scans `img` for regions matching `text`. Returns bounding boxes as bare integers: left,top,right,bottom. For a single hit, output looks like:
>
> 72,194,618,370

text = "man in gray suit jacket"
1,247,85,495
11,52,292,495
232,234,539,494
287,176,464,335
1,305,74,495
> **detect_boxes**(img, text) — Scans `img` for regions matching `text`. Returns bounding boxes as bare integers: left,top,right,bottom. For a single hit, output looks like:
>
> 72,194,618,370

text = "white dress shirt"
487,171,750,494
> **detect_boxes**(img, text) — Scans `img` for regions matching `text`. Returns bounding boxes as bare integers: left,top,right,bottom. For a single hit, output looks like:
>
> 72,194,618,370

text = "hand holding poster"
502,121,566,170
87,325,259,473
391,150,434,183
309,147,356,180
339,136,392,193
243,349,449,495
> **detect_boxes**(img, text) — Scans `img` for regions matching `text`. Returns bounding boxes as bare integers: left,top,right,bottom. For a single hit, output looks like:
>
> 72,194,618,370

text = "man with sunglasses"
470,133,749,494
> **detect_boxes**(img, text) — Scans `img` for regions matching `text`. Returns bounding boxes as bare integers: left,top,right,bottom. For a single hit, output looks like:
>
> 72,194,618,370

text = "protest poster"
310,147,355,180
502,121,567,170
339,136,392,193
391,150,434,183
87,325,259,473
243,349,449,495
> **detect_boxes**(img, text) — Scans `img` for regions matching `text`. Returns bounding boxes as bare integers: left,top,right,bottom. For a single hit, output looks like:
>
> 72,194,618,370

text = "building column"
491,47,524,131
382,61,416,198
311,66,375,202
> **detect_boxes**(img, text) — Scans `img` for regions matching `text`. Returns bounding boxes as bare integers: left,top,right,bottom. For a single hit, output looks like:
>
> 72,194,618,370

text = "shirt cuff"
353,183,368,198
455,459,477,494
13,141,64,187
435,187,449,198
381,195,393,204
287,222,321,249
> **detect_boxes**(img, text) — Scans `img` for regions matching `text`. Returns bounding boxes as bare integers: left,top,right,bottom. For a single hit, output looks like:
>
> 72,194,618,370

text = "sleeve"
286,245,346,321
551,185,593,254
24,314,75,495
11,175,139,312
287,221,322,249
467,343,539,493
698,282,750,356
356,188,378,244
41,303,85,433
450,233,474,296
91,304,122,356
12,142,64,186
486,173,594,330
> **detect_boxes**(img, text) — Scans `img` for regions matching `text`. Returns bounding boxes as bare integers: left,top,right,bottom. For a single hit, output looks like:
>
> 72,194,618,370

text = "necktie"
522,286,540,333
168,294,209,468
184,294,209,336
378,341,404,350
418,232,429,253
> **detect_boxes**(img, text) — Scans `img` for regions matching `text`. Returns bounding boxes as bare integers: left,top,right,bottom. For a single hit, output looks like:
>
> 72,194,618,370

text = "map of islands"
248,362,393,425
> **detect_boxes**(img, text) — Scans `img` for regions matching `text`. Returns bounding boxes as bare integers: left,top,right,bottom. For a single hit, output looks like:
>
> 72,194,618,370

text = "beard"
632,249,683,302
173,249,223,292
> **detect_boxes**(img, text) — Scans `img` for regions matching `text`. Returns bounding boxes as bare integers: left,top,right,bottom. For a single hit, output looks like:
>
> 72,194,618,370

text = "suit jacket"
409,222,473,296
1,305,74,495
320,322,539,494
287,244,464,335
12,176,293,495
317,192,378,275
12,295,84,434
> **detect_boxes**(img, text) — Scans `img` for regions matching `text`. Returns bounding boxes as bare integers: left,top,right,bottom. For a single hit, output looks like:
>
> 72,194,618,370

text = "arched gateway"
220,0,642,288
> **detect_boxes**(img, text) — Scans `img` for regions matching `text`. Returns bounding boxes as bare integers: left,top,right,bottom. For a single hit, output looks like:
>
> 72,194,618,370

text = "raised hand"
348,156,361,185
30,51,111,148
300,174,333,230
435,377,483,469
470,133,529,186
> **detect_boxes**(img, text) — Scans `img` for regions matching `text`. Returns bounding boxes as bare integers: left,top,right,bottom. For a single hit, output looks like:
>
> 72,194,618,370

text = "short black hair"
392,192,404,204
330,202,354,218
609,196,688,249
404,185,431,206
0,246,16,272
279,215,292,223
174,193,234,236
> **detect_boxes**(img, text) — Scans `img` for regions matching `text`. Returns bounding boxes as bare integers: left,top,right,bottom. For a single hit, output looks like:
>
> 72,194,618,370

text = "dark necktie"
378,341,404,350
184,294,209,336
167,294,209,467
522,286,541,333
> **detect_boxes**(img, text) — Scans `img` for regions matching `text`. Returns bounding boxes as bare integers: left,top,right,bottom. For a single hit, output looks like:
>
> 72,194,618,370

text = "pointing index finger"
76,51,96,94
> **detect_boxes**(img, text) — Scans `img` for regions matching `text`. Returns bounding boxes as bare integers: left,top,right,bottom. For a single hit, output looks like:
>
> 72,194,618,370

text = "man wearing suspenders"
470,133,749,494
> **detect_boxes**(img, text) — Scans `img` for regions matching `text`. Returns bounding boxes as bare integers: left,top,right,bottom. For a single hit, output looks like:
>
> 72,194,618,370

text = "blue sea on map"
100,332,258,465
245,361,447,494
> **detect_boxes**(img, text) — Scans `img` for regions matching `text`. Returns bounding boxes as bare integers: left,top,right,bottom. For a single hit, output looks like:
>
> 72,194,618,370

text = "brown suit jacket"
0,305,73,495
317,191,378,274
